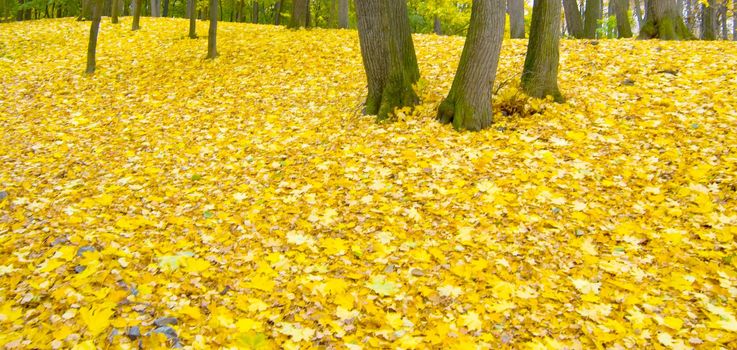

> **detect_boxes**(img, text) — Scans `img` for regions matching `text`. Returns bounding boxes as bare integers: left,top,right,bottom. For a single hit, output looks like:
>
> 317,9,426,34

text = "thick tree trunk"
437,0,504,131
701,0,716,39
613,0,633,37
274,0,282,24
188,0,196,37
638,0,693,39
86,0,103,74
252,1,258,22
132,0,142,29
633,0,644,27
563,0,585,37
522,0,563,101
163,0,169,16
508,0,525,38
207,0,217,58
583,0,601,38
151,0,160,16
111,0,119,22
338,0,348,28
355,0,420,120
289,0,308,28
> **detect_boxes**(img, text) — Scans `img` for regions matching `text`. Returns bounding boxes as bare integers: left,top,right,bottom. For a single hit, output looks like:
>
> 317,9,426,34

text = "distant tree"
437,0,504,131
338,0,348,28
132,0,141,30
151,0,160,17
508,0,524,38
252,1,258,23
111,0,119,23
701,0,716,39
733,0,736,40
612,0,632,37
274,0,283,24
86,0,103,74
207,0,218,58
289,0,309,28
633,0,644,27
563,0,585,37
583,0,601,38
163,0,170,16
522,0,562,101
355,0,420,120
188,0,196,37
638,0,693,39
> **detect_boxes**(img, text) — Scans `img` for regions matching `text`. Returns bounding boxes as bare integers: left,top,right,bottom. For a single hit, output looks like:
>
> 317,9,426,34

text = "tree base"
364,78,418,121
437,95,491,132
638,15,694,40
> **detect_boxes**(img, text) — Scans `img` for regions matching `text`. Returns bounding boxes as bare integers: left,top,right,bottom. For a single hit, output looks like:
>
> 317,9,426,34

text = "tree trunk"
433,15,442,34
111,0,119,22
252,1,258,22
338,0,348,28
86,0,103,74
163,0,169,16
103,0,111,16
700,0,716,39
151,0,160,16
188,0,197,37
522,0,563,102
207,0,218,58
78,0,93,20
563,0,585,37
613,0,632,37
274,0,282,24
132,0,142,29
638,0,693,39
289,0,308,28
507,0,525,38
437,0,504,131
719,4,727,39
633,0,644,27
355,0,420,120
733,0,736,40
583,0,601,38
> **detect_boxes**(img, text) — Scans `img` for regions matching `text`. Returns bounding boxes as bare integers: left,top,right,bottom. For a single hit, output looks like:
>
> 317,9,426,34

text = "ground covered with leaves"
1,18,736,350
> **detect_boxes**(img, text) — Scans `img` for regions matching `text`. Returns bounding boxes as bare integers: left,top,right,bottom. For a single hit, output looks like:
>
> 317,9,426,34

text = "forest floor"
1,18,737,349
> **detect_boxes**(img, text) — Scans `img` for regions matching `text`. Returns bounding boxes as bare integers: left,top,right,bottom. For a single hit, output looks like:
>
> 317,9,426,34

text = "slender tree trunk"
111,0,119,22
638,0,693,39
508,0,525,38
188,0,197,37
338,0,348,28
103,0,111,16
522,0,563,101
207,0,218,58
563,0,585,37
700,0,716,39
355,0,420,120
132,0,142,29
437,0,505,131
433,15,442,34
613,0,633,37
583,0,602,38
163,0,169,16
274,0,282,24
733,0,736,40
252,1,258,22
719,4,727,39
289,0,308,28
633,0,644,26
151,0,160,16
86,0,103,74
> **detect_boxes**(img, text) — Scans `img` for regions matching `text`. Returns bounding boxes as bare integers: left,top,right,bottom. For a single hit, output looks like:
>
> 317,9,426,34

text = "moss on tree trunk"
583,0,601,38
638,0,693,40
522,0,563,102
289,0,309,28
437,0,504,131
613,0,632,38
700,0,716,40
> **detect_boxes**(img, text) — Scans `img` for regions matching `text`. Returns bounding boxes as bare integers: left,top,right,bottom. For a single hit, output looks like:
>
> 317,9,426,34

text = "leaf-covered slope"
1,18,736,349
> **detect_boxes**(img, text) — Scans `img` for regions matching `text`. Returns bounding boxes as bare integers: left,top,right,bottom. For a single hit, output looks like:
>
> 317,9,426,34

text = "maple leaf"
366,276,401,296
78,305,114,336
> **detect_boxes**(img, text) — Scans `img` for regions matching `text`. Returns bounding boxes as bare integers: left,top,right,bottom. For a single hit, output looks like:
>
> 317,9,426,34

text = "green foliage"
407,0,471,35
596,15,617,39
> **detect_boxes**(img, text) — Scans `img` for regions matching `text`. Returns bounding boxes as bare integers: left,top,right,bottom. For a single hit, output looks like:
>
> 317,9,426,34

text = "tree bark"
437,0,504,131
718,3,727,39
252,0,258,22
733,0,736,40
163,0,170,16
638,0,693,39
613,0,633,37
111,0,119,22
355,0,420,120
78,0,93,20
274,0,282,24
633,0,644,27
434,15,442,34
701,0,716,39
188,0,197,37
563,0,585,37
132,0,142,29
207,0,218,58
289,0,309,28
86,0,103,74
338,0,348,28
507,0,525,38
583,0,601,38
522,0,563,101
151,0,160,16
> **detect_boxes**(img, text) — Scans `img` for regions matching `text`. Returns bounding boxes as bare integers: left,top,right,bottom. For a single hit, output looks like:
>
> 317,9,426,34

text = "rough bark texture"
701,0,716,40
522,0,563,102
151,0,160,16
563,0,585,37
132,0,142,30
583,0,602,38
289,0,309,28
437,0,505,131
111,0,119,23
188,0,197,37
274,0,282,24
338,0,348,28
86,0,103,74
508,0,525,38
355,0,420,120
613,0,633,37
638,0,693,39
207,0,218,58
633,0,644,26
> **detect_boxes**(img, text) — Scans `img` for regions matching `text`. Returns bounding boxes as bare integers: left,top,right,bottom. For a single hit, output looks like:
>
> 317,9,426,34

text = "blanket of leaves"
1,18,736,350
